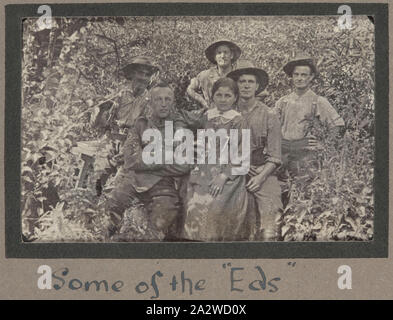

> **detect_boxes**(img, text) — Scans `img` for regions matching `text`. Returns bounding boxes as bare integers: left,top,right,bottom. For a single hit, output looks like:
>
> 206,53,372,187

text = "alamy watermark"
141,121,251,175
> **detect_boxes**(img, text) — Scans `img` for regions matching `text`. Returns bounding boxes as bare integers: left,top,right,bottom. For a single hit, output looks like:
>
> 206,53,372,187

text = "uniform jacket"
121,114,191,192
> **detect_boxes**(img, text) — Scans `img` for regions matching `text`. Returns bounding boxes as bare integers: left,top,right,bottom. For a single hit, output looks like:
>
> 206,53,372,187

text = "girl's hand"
209,174,228,197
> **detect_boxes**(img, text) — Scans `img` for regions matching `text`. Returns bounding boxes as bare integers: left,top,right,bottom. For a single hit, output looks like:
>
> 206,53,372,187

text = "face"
215,45,234,67
150,87,174,119
212,86,237,112
130,66,154,90
292,66,314,90
237,74,259,99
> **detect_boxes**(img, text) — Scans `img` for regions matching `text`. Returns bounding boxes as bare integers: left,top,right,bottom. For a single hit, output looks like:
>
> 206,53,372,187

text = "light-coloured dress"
182,108,254,241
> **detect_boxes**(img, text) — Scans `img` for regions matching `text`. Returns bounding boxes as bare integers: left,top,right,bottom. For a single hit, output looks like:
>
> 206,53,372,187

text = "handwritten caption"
37,263,293,298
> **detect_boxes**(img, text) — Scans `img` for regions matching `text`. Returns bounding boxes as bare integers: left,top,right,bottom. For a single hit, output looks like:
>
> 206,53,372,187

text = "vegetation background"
21,16,375,242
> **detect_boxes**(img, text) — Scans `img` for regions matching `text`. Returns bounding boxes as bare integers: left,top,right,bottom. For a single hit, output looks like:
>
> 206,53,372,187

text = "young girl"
182,78,253,241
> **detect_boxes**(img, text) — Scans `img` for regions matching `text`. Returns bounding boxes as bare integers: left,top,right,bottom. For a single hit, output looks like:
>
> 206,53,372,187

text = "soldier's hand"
202,100,210,111
113,153,124,165
246,173,266,193
305,135,323,151
248,165,264,177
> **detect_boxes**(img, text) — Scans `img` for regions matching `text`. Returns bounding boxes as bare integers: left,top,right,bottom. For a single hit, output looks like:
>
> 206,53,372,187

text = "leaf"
22,176,34,184
297,209,308,224
22,166,33,174
36,197,47,202
281,225,292,237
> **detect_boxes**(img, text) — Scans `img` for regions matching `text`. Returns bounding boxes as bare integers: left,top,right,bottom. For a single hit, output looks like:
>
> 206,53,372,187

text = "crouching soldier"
105,82,191,241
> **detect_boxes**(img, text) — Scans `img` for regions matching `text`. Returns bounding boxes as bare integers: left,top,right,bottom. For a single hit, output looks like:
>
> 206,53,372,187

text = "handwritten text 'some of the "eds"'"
37,264,281,298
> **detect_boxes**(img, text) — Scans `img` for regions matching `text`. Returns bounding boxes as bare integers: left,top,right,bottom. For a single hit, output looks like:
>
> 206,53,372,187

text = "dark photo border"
5,2,389,259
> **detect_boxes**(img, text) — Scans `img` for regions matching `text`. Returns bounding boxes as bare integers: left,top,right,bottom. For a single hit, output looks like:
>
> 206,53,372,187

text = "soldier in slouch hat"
228,59,283,241
187,40,242,110
90,56,160,190
274,53,345,207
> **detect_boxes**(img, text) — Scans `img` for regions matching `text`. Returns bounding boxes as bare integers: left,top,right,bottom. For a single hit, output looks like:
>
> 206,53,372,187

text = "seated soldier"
105,82,191,241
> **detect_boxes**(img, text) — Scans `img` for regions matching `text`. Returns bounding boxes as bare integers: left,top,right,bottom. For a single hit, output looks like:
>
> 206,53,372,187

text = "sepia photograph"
20,14,375,244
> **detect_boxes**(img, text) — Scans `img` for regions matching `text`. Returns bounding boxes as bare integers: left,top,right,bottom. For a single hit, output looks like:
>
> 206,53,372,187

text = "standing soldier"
187,40,241,110
91,56,160,190
274,53,345,207
227,60,283,241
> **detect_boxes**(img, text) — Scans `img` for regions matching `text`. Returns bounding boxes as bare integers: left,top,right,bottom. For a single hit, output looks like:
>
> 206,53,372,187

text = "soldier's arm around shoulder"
266,108,282,167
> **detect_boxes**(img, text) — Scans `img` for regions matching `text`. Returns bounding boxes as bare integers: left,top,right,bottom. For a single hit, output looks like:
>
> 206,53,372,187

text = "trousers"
106,172,182,239
249,175,283,241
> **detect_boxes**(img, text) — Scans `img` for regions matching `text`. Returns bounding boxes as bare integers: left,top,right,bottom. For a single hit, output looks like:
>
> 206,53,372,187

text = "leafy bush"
21,16,374,241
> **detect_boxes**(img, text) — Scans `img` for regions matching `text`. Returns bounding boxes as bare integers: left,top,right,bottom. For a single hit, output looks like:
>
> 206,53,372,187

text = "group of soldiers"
92,39,345,242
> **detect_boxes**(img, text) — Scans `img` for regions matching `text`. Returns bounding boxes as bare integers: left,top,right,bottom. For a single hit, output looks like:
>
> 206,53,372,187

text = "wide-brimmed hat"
121,56,160,80
227,59,269,95
205,40,242,65
283,53,318,77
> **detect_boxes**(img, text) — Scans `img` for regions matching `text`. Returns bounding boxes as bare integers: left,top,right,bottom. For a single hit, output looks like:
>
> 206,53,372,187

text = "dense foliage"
21,16,374,242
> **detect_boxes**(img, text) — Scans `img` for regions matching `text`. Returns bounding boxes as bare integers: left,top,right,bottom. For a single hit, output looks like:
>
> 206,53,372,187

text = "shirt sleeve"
273,98,285,125
187,75,201,94
316,97,345,127
266,109,282,166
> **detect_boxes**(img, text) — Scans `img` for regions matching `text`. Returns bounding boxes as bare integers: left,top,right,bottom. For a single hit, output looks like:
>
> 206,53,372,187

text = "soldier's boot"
103,179,138,241
260,228,277,242
104,210,123,242
116,203,154,241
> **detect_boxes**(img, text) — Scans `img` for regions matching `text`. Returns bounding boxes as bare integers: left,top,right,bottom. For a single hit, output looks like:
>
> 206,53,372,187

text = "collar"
237,99,261,115
207,107,241,121
120,86,149,99
208,65,235,78
289,88,315,100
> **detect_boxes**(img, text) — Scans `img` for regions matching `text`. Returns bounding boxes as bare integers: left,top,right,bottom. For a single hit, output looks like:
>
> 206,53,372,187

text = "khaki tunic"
238,100,283,240
274,89,345,140
114,89,151,129
188,66,236,108
106,115,191,237
274,89,345,178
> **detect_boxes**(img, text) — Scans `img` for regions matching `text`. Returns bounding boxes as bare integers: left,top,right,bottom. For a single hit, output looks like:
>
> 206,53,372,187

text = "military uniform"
105,114,191,240
92,56,160,190
188,66,236,108
238,100,283,241
226,60,282,241
91,87,152,190
274,89,345,177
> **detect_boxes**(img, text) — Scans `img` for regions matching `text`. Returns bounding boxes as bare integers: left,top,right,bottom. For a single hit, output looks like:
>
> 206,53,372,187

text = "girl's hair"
211,77,239,102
